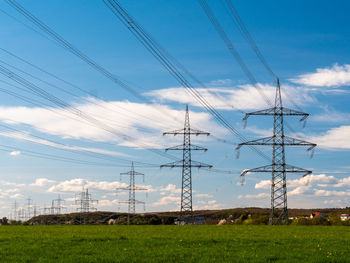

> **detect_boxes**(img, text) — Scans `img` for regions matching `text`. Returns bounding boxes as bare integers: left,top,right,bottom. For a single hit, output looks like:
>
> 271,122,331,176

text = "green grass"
0,225,349,262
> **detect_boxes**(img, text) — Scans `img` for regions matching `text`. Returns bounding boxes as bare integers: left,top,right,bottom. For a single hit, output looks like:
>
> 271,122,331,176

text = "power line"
221,0,305,113
197,0,273,107
2,2,241,150
102,0,271,162
0,63,182,162
0,47,175,132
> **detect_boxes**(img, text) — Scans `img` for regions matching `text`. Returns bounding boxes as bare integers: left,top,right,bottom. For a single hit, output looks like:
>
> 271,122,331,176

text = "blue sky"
0,0,349,218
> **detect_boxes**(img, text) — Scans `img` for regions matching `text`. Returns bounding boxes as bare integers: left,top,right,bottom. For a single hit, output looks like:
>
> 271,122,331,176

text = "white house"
340,214,350,221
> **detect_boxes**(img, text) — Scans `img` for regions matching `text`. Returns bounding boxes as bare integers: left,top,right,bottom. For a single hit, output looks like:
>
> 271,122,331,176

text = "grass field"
0,225,349,262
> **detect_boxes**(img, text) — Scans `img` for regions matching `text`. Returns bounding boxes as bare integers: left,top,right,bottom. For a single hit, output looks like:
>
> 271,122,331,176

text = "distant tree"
0,217,8,225
291,217,310,225
328,212,342,225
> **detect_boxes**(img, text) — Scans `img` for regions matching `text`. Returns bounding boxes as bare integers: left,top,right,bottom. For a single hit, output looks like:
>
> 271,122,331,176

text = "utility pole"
117,162,147,225
75,187,98,225
75,187,98,213
26,197,32,220
236,79,316,225
43,204,51,215
161,105,212,220
52,195,65,214
32,204,38,217
13,200,17,221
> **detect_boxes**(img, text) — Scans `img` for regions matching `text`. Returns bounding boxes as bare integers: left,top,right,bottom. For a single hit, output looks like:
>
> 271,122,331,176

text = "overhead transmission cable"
0,48,173,132
0,63,181,162
102,0,270,162
0,143,155,168
0,120,157,167
4,0,246,173
3,0,236,149
199,0,308,138
221,0,305,113
197,0,273,107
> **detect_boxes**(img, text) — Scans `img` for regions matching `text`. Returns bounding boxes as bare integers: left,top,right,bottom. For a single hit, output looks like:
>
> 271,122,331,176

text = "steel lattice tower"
161,105,212,217
236,79,316,224
117,162,147,224
75,187,98,213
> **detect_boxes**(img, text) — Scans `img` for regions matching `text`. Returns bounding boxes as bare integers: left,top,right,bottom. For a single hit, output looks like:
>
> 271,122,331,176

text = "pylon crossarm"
237,135,316,150
116,187,130,190
188,128,210,136
280,107,309,118
163,128,185,135
133,187,148,191
240,164,312,176
244,108,275,119
243,107,309,118
161,160,212,168
163,129,210,136
190,160,213,168
160,160,182,168
119,201,131,204
166,144,208,151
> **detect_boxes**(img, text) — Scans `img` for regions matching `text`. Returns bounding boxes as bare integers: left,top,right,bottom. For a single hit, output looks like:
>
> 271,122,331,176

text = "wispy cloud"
312,125,350,149
146,84,314,111
290,64,350,87
312,107,350,123
0,99,222,149
9,150,21,156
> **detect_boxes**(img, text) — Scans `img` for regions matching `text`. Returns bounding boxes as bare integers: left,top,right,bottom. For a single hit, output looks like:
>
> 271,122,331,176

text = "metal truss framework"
161,105,212,218
237,79,316,225
117,162,147,225
75,187,98,213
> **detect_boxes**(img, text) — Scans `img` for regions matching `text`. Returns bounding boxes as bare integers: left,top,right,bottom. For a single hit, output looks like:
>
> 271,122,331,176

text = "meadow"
0,225,349,262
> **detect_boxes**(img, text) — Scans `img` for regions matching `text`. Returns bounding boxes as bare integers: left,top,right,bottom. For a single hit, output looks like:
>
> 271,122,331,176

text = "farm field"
0,225,349,262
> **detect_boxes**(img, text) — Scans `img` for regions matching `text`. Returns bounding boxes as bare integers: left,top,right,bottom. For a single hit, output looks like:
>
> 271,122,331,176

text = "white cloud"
30,178,56,187
159,184,181,195
153,196,180,206
195,193,213,198
314,189,350,197
10,151,21,156
193,201,223,210
256,174,342,191
146,84,314,111
312,126,350,149
312,107,350,123
290,64,350,87
288,174,338,188
0,131,127,157
98,199,119,207
47,178,128,193
209,79,233,86
255,180,270,189
0,99,222,149
238,193,269,199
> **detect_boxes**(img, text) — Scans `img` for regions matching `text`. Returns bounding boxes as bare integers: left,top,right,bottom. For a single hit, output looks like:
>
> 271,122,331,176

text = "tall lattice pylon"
161,105,212,218
236,79,316,225
117,162,147,225
75,187,98,213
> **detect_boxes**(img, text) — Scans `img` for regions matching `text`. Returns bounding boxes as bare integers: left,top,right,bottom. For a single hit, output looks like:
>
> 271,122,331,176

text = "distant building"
309,212,323,219
175,216,205,225
340,214,350,221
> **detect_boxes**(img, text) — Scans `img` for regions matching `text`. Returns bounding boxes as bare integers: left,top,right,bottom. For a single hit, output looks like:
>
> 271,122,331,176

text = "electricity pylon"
51,195,66,214
161,105,212,218
117,162,147,225
12,200,18,221
75,187,98,213
26,197,32,220
236,79,316,225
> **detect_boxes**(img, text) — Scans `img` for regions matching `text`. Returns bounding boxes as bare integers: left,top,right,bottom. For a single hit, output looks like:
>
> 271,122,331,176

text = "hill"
26,207,350,225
